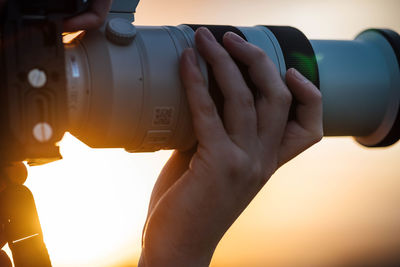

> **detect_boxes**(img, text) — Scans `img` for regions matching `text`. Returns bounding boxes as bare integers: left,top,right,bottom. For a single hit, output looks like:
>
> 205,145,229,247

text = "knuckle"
93,17,103,27
275,87,292,106
251,46,268,61
312,128,324,144
237,94,255,109
311,88,323,103
198,100,218,118
85,16,103,30
241,160,267,189
224,63,239,76
224,150,249,174
306,127,323,145
223,150,265,188
212,48,231,64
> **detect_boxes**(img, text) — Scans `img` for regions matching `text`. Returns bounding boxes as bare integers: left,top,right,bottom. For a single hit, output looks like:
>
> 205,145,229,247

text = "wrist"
139,244,214,267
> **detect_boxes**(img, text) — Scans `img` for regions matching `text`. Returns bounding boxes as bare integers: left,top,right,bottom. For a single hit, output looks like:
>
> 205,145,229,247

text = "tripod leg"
0,185,52,267
0,250,12,267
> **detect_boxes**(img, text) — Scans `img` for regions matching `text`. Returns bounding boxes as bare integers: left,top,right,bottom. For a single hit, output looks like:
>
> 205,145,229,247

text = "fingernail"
185,49,198,66
197,27,216,42
226,32,245,44
291,68,310,84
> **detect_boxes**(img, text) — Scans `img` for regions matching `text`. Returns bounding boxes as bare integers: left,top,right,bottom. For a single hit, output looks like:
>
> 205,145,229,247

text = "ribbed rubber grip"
263,26,320,88
185,25,258,120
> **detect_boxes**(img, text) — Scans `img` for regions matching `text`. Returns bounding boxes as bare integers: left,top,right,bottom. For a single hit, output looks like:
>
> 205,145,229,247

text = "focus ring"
185,25,256,119
263,26,320,88
186,25,248,44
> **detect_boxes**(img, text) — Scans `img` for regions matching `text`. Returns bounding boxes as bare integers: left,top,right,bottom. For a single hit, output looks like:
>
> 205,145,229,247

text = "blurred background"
5,0,400,266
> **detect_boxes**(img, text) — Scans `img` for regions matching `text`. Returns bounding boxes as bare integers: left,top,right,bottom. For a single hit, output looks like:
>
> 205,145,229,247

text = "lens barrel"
357,29,400,147
64,20,400,151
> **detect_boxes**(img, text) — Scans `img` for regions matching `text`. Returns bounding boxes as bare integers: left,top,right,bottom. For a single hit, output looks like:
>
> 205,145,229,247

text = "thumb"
147,147,196,214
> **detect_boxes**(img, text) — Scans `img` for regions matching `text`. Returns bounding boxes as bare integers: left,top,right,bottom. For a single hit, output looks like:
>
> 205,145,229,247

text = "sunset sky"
5,0,400,266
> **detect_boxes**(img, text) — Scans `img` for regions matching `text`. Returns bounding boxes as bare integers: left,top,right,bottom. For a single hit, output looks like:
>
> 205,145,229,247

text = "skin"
0,0,112,32
1,1,323,266
138,28,323,266
63,0,113,32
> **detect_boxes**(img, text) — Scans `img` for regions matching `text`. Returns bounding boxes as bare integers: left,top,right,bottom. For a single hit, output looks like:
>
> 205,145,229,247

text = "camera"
0,1,399,266
1,0,399,167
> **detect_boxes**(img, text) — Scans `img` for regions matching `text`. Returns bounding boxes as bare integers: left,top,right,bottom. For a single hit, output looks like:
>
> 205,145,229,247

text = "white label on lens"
153,107,174,126
71,56,80,78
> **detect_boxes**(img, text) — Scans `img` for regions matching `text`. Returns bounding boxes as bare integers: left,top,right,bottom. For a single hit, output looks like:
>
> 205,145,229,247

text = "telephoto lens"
64,18,400,152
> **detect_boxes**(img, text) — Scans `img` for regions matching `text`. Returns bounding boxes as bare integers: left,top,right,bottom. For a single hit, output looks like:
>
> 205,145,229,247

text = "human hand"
0,162,28,267
139,27,323,266
63,0,113,32
0,0,111,32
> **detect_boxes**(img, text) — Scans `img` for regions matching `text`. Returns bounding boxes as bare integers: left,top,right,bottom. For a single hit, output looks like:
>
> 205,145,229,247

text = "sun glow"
3,0,400,266
23,133,172,267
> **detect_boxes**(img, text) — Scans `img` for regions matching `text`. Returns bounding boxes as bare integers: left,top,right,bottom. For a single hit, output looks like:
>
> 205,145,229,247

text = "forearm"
139,247,214,267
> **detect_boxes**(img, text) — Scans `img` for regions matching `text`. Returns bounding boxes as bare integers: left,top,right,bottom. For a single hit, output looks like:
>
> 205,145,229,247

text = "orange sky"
5,0,400,266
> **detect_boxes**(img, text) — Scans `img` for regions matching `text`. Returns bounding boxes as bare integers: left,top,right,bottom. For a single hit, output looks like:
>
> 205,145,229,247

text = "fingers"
180,48,230,149
222,32,292,153
285,68,323,132
185,28,322,170
278,68,323,166
147,148,196,214
194,28,258,146
142,148,195,248
63,0,112,32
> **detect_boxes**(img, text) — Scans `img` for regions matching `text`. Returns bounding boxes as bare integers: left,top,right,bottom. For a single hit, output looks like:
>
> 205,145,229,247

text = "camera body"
0,0,92,165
